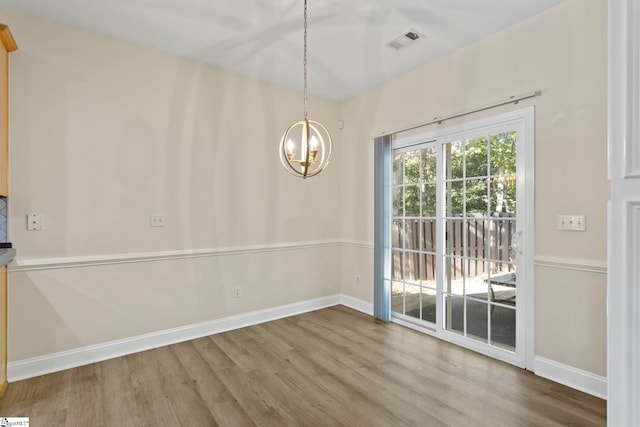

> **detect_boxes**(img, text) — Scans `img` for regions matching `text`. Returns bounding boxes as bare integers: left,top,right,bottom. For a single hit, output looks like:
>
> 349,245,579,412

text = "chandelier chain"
303,0,308,120
278,0,332,179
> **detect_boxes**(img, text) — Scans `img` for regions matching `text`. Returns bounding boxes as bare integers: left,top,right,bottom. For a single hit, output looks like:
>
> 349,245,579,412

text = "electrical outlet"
150,213,165,227
27,213,43,231
234,286,241,298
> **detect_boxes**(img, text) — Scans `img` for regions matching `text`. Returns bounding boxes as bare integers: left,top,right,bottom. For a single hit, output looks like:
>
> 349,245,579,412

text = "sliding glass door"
388,109,533,366
441,132,517,351
391,145,438,324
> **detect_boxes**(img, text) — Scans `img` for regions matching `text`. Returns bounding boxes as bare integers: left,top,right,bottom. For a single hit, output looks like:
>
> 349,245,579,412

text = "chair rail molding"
8,240,343,272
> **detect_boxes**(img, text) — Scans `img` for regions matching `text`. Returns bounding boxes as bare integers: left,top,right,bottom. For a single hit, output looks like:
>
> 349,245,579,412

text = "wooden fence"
392,216,516,282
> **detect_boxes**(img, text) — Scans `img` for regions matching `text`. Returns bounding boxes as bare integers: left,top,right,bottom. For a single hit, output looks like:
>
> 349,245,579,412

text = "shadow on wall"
8,271,77,362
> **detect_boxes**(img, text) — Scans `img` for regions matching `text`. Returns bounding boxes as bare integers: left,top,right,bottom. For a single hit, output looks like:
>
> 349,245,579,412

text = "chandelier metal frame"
279,0,332,179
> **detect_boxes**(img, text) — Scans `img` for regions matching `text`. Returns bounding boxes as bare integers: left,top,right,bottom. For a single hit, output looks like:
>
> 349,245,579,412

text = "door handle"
512,230,523,255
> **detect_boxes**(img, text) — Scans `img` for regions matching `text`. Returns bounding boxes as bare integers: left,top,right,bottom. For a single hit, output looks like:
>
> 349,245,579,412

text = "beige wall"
9,248,341,359
8,10,342,257
3,0,608,379
535,265,606,374
339,0,608,376
4,8,342,360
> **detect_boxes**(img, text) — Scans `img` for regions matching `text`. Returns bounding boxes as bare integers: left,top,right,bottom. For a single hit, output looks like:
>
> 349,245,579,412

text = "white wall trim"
340,240,374,250
535,356,607,400
12,246,605,275
8,292,607,401
8,240,343,272
340,294,374,315
8,294,346,382
534,255,607,274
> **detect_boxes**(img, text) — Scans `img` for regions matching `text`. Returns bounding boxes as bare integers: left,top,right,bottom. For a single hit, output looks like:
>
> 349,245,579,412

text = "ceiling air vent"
385,28,426,50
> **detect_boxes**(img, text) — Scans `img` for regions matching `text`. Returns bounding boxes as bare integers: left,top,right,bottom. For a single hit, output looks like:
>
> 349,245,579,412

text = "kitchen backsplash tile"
0,198,7,243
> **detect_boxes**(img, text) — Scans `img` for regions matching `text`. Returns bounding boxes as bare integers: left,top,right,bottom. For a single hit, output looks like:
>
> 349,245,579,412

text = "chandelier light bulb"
279,119,332,178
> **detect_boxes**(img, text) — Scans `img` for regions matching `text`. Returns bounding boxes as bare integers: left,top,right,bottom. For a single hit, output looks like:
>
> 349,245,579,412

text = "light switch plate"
557,214,586,231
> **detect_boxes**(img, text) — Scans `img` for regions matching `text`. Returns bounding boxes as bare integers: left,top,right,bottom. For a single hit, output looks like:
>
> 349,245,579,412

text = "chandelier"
279,0,332,179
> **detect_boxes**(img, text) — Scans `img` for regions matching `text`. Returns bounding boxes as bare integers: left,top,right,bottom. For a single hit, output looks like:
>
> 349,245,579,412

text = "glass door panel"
391,147,438,323
442,131,517,351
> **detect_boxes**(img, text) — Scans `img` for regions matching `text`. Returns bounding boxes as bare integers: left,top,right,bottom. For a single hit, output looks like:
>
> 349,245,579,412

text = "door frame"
388,107,535,369
608,0,640,424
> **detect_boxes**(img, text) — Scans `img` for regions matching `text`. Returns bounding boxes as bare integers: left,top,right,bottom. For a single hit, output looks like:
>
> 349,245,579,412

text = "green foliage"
394,131,517,217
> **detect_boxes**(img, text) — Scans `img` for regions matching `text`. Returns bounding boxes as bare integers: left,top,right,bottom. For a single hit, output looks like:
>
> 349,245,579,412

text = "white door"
389,108,534,368
608,1,640,424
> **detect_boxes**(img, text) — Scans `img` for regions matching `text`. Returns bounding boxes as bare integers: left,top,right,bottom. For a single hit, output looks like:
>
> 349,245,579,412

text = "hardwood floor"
0,306,606,426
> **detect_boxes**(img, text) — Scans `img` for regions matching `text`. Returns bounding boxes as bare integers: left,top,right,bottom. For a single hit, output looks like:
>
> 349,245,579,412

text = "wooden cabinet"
0,24,16,396
0,25,17,198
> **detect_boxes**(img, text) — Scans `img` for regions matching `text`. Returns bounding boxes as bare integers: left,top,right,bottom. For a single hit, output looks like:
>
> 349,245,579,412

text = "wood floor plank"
214,365,299,426
207,401,257,427
128,348,184,426
155,345,220,426
190,336,236,372
170,339,255,426
63,364,104,426
355,358,502,427
0,306,606,426
256,320,337,376
209,330,260,373
274,364,372,426
246,368,345,426
170,340,235,405
99,356,143,427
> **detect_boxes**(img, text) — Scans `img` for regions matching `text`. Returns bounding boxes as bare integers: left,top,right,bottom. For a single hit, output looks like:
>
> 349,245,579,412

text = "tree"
393,131,517,218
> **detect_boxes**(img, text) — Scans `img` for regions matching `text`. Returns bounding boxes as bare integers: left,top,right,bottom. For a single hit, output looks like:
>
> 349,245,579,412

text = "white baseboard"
339,294,374,315
534,356,607,400
8,294,346,382
8,294,607,401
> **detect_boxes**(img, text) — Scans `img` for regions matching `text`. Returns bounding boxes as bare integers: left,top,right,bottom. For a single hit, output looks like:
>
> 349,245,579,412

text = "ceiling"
2,0,567,100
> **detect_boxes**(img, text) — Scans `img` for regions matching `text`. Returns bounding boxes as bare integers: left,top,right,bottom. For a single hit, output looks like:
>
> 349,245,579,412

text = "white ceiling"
2,0,567,100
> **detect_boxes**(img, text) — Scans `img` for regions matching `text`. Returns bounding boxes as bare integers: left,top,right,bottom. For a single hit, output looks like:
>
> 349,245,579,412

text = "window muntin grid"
391,130,518,351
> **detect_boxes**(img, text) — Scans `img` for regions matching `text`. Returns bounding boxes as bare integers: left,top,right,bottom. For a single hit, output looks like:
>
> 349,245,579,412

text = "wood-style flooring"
0,305,606,426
